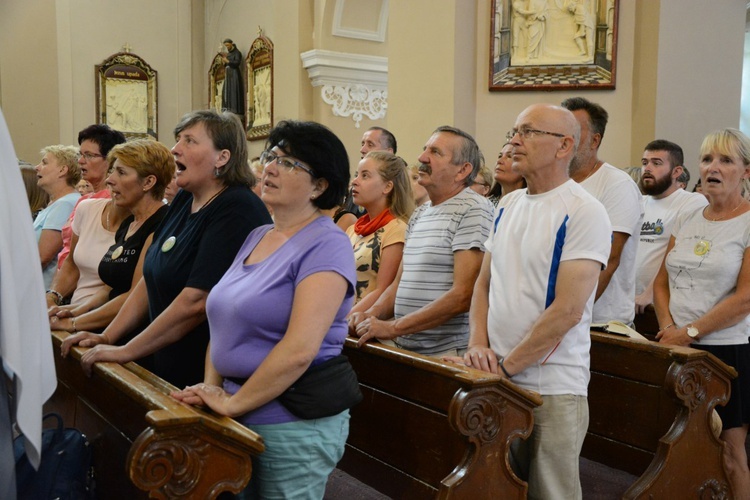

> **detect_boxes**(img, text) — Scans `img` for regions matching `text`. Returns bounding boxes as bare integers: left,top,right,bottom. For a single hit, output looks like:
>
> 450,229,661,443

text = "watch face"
687,326,699,338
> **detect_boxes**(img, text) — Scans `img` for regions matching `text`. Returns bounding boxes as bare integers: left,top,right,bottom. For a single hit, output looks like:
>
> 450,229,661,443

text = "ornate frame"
490,0,618,91
245,33,273,141
96,51,157,138
208,52,227,115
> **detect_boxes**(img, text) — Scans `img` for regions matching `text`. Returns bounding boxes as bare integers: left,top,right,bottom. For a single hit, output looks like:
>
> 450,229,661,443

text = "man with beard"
349,126,493,356
634,140,707,313
562,97,643,327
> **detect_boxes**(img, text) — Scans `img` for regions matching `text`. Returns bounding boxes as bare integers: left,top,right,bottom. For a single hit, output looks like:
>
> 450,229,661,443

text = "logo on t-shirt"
641,218,664,236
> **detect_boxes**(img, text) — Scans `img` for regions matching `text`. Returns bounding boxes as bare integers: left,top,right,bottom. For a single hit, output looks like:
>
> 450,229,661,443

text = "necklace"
105,202,111,230
581,161,602,183
197,186,227,212
704,200,745,222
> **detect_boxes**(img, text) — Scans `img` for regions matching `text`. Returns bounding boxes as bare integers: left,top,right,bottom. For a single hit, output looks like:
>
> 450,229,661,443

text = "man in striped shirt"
350,126,493,357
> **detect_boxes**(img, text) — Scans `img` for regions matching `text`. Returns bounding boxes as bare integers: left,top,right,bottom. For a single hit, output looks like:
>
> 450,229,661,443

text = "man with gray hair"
350,126,493,356
360,126,397,157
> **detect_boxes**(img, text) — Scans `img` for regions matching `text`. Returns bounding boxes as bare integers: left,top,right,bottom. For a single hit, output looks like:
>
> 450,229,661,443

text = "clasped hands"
347,312,397,347
59,331,123,376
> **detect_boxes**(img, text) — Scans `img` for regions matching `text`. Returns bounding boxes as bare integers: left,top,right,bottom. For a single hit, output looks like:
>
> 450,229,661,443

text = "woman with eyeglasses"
61,110,271,389
171,120,357,498
53,124,126,275
32,145,81,287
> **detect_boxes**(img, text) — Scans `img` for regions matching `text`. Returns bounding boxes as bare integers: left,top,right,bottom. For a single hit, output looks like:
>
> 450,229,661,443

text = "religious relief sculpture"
490,0,618,91
220,39,245,119
208,52,227,114
246,29,273,141
509,0,597,65
96,46,158,139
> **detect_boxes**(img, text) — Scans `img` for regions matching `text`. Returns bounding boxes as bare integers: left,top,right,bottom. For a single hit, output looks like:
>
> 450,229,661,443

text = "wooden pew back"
586,331,736,498
340,338,542,499
47,330,264,499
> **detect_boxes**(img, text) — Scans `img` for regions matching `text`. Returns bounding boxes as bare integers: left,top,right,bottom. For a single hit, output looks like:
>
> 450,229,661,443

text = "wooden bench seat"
46,330,264,499
586,330,736,499
339,337,542,499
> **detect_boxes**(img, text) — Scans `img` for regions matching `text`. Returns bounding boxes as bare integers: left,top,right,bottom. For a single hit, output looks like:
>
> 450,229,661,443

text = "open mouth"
175,161,186,172
706,176,721,184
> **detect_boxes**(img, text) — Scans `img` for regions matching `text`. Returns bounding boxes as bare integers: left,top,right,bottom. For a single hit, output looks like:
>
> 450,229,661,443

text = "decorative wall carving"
321,84,387,128
301,50,388,127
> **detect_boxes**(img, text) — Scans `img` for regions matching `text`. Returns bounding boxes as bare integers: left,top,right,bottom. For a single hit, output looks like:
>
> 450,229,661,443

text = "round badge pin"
162,236,176,253
111,246,124,260
694,240,710,256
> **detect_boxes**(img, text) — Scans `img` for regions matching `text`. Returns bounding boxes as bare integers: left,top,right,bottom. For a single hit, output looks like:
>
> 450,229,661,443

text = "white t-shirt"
70,198,116,306
580,162,643,325
666,208,750,345
486,180,611,395
394,188,493,355
635,189,708,295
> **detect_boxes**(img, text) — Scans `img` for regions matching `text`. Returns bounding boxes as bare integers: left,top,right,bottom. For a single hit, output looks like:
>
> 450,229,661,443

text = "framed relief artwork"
208,52,227,115
96,49,157,138
246,31,273,141
489,0,618,91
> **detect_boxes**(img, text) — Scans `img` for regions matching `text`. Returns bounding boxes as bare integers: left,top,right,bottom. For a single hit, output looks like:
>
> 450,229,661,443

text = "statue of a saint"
221,39,244,118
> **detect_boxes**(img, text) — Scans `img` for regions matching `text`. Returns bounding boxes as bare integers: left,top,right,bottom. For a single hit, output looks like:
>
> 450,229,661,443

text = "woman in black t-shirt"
50,140,173,334
62,111,272,388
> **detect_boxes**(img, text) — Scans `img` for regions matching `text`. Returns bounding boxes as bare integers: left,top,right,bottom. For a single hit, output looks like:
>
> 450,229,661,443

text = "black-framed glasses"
260,150,315,177
506,127,566,142
76,152,105,161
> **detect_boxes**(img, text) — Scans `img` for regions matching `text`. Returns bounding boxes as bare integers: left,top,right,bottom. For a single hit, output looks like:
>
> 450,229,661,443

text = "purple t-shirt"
206,216,355,425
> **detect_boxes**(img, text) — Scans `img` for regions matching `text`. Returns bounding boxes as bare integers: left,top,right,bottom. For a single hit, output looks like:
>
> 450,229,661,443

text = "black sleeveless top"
98,205,168,301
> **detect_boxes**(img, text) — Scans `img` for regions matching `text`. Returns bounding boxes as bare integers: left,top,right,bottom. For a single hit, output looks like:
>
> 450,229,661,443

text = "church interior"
2,0,750,498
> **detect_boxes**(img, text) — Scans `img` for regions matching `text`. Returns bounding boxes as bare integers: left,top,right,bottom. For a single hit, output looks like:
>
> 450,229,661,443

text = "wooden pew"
46,330,265,499
585,330,736,499
339,337,543,499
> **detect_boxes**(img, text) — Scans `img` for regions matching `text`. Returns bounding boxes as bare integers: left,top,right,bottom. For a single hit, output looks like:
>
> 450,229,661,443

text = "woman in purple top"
172,120,355,499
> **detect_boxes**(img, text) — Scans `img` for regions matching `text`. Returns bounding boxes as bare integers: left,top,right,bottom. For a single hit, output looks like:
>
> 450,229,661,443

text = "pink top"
58,189,110,269
69,198,116,306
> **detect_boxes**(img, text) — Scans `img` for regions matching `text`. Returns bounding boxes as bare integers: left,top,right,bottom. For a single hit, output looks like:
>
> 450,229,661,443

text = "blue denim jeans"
237,410,350,499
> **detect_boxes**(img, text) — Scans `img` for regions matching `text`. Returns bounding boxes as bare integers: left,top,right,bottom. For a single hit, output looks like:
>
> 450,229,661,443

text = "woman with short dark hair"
62,110,271,389
172,120,357,498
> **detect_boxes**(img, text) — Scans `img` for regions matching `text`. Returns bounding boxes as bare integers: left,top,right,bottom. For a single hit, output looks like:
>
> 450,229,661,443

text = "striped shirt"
394,188,493,355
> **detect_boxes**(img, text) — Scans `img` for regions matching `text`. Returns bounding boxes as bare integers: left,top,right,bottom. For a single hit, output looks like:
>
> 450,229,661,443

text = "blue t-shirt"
33,191,80,287
207,216,355,425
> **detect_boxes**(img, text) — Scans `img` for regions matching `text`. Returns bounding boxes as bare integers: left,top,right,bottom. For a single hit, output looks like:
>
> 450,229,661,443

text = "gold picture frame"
246,32,273,141
96,51,157,138
490,0,618,91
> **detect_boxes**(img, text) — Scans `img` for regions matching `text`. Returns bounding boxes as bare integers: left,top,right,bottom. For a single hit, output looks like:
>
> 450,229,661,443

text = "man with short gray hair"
350,126,493,356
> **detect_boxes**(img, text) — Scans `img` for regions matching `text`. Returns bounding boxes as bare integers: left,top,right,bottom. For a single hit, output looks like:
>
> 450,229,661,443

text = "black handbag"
278,354,362,419
226,354,363,420
14,413,94,500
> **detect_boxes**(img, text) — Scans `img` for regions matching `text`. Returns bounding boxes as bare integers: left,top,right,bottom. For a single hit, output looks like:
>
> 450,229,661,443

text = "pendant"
693,239,710,256
111,246,124,260
161,236,176,253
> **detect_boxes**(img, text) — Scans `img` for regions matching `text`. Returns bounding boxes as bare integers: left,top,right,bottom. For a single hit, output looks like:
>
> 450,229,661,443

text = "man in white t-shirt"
562,97,643,326
350,126,493,357
459,104,611,499
635,139,708,313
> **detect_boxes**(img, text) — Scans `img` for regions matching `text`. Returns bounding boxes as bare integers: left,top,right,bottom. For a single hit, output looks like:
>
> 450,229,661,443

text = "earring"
310,194,316,200
214,167,221,177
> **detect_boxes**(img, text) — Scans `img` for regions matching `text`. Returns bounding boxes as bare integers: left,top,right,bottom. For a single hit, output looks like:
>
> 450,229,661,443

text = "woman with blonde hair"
347,151,414,314
654,128,750,497
33,145,81,287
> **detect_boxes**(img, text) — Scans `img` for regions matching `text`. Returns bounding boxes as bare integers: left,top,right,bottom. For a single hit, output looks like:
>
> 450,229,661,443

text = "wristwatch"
686,325,700,339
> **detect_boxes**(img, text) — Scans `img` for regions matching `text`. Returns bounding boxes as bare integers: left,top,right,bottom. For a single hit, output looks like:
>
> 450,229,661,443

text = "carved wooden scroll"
587,331,735,499
341,338,541,499
48,330,264,499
